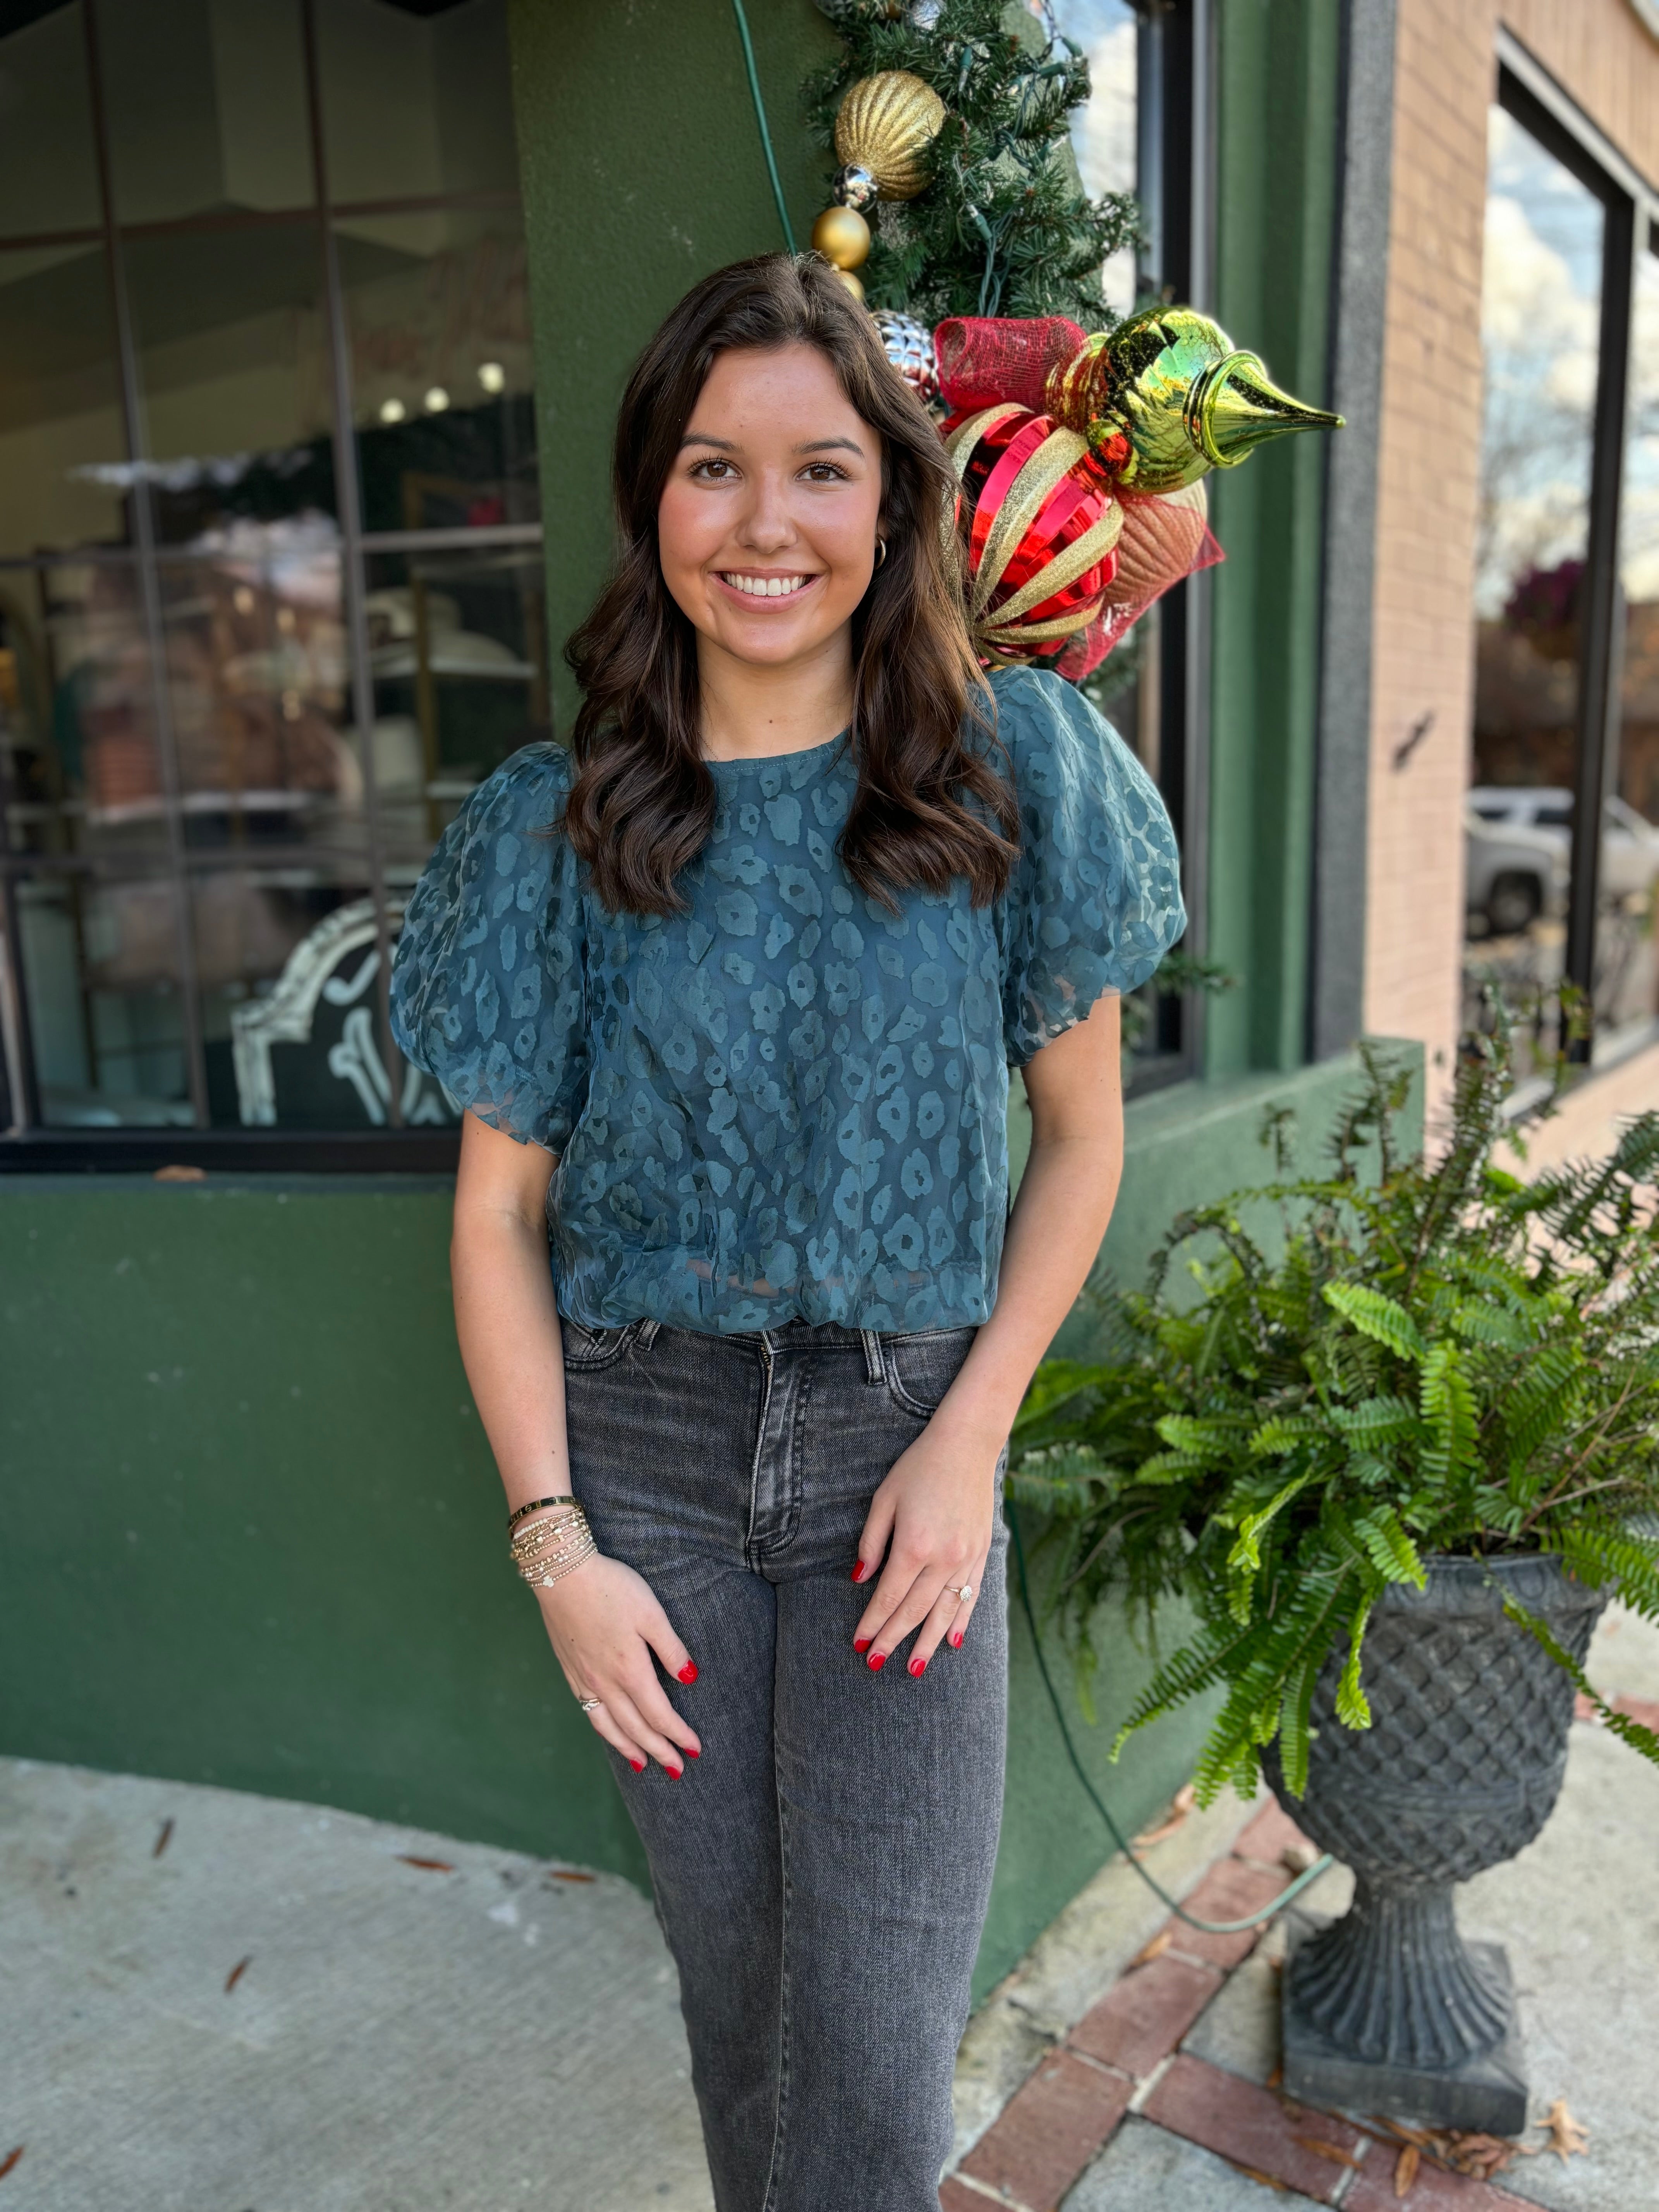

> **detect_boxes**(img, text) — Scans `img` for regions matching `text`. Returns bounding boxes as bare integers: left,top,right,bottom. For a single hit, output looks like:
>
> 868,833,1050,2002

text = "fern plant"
1009,1012,1659,1803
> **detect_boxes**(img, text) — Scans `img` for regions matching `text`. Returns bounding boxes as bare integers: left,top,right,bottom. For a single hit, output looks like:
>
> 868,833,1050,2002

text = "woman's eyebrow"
794,437,866,455
679,431,737,450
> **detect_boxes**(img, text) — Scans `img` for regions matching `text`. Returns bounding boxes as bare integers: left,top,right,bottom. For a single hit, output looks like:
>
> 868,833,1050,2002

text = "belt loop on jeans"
637,1319,660,1348
860,1329,884,1386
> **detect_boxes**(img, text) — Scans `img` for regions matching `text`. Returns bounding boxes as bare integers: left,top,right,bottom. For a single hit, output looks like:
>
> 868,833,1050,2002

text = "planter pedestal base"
1282,1915,1528,2136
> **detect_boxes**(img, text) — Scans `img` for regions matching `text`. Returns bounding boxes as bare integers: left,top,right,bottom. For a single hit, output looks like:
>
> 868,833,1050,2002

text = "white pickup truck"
1465,786,1659,936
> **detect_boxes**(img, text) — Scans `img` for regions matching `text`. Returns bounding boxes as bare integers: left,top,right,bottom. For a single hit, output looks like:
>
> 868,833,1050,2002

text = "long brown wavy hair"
562,254,1017,915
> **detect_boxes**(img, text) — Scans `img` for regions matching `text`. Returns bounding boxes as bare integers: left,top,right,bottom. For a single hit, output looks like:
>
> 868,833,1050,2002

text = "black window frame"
0,0,535,1173
1482,36,1659,1068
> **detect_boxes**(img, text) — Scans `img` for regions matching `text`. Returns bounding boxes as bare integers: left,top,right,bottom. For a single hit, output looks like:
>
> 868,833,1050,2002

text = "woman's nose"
737,472,796,552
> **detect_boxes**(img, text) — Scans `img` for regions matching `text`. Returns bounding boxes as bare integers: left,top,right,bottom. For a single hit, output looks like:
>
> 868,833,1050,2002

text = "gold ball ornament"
833,70,946,202
830,267,866,304
811,205,871,271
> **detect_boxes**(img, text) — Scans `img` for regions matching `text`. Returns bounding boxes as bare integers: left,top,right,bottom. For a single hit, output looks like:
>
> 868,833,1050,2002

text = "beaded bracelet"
514,1526,597,1590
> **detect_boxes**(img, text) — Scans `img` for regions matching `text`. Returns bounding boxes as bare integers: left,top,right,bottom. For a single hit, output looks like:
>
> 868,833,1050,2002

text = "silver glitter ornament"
831,163,880,215
872,309,940,410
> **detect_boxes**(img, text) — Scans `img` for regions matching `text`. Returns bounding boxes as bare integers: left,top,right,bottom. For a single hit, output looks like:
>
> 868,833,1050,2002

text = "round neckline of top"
702,727,850,774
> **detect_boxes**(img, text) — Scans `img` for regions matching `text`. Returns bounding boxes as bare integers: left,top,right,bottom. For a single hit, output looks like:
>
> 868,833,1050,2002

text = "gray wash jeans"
561,1314,1009,2212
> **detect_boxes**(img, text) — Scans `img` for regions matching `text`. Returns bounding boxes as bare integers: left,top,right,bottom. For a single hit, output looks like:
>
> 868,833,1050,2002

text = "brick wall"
1365,0,1659,1147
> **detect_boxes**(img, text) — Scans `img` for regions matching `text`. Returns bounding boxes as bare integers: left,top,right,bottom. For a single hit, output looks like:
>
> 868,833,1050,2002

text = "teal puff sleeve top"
391,666,1184,1334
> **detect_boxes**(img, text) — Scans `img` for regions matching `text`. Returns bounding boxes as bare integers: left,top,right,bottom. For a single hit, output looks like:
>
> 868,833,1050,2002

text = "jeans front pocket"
560,1316,645,1372
881,1325,979,1420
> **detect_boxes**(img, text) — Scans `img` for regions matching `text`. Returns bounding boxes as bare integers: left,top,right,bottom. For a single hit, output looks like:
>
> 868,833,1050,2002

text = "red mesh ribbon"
934,316,1087,417
1053,484,1224,680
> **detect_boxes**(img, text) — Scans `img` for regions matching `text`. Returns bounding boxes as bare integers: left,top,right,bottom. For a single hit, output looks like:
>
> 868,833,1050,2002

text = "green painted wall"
0,1047,1419,1999
508,0,840,732
1205,0,1343,1076
0,1179,646,1882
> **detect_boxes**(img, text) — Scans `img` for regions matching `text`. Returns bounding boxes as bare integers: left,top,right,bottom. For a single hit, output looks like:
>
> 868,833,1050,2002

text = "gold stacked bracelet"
507,1495,596,1589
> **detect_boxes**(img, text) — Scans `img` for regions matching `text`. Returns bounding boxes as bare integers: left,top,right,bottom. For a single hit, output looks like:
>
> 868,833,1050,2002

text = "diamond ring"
577,1696,603,1714
950,1584,974,1602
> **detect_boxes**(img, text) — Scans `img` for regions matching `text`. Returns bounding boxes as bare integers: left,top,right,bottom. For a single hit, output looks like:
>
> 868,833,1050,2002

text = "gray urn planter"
1266,1553,1604,2133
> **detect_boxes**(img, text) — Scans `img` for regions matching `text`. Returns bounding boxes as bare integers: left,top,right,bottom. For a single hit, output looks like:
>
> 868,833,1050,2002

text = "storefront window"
0,0,540,1148
1469,88,1659,1072
1468,104,1604,1066
1599,233,1659,1042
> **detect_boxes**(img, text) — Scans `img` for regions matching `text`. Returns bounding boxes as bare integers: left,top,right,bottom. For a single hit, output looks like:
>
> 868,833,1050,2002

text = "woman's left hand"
850,1411,1002,1675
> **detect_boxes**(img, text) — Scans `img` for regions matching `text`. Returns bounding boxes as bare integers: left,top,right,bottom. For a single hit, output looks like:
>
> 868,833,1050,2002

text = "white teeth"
724,573,810,598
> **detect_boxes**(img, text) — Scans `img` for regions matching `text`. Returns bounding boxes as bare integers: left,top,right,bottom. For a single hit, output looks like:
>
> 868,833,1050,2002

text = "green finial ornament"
1046,306,1344,493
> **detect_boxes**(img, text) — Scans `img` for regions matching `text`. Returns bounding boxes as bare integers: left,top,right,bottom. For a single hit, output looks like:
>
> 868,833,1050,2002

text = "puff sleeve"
994,667,1185,1066
390,743,588,1151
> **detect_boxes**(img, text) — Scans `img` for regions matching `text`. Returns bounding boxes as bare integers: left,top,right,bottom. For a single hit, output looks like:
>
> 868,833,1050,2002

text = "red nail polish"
678,1661,699,1685
909,1656,926,1678
850,1562,866,1583
950,1631,963,1649
666,1765,683,1781
686,1746,700,1759
629,1760,646,1774
867,1652,886,1671
853,1637,872,1654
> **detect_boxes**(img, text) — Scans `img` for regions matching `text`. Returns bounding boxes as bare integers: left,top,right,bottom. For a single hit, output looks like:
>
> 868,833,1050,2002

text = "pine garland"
804,0,1140,325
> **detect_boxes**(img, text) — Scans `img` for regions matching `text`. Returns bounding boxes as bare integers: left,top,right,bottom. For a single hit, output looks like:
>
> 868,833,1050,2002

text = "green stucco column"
508,0,838,733
1205,0,1342,1075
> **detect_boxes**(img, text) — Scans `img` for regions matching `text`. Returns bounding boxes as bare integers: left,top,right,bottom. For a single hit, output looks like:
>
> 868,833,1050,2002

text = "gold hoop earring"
874,538,888,569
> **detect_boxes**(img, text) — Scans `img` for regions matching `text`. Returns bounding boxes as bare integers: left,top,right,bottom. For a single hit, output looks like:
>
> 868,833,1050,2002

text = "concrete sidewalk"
2,1608,1654,2212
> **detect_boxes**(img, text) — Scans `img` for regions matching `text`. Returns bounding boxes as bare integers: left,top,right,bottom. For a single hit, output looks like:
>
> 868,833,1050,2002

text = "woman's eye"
690,459,735,481
802,462,848,483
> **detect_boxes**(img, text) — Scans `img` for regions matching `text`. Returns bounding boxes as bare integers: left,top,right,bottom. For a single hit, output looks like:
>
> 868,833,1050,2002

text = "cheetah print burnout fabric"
391,666,1183,1333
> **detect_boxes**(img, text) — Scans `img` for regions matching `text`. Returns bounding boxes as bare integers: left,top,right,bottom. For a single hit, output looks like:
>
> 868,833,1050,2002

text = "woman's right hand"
537,1553,702,1777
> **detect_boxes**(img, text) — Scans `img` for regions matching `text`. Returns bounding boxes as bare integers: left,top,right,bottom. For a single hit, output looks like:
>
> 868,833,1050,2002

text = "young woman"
391,254,1182,2212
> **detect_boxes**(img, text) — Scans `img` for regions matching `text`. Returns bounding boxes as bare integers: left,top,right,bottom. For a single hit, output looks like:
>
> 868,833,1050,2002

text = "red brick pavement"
1345,2153,1540,2210
1141,2054,1370,2201
943,1801,1546,2212
956,2048,1133,2210
1067,1951,1222,2076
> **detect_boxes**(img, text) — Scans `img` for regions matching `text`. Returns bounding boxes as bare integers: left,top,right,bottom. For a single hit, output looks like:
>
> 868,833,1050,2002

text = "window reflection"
1049,0,1139,317
316,0,518,206
0,240,129,558
2,563,161,857
98,0,314,226
1466,107,1604,1068
15,870,195,1127
157,529,359,851
1597,242,1659,1042
341,205,537,531
2,536,366,865
0,0,539,1140
364,542,550,867
197,879,453,1130
122,223,338,545
0,2,101,240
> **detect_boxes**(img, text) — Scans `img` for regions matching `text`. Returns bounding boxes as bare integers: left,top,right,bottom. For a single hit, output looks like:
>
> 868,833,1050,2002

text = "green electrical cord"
1010,1513,1335,1934
730,0,797,254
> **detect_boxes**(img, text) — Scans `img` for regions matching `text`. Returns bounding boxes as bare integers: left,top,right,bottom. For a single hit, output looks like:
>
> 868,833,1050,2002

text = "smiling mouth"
718,572,819,599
